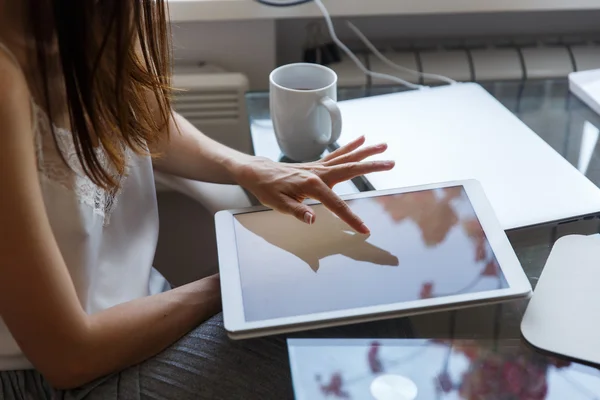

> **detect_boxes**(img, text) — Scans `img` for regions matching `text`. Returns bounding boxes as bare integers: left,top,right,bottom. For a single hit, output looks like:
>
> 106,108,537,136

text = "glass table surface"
245,80,600,399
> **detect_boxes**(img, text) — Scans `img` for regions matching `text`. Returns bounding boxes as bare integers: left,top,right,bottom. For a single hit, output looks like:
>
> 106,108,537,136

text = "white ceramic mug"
269,63,342,162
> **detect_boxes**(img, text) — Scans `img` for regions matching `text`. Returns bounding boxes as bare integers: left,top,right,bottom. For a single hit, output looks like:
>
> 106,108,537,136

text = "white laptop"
335,82,600,231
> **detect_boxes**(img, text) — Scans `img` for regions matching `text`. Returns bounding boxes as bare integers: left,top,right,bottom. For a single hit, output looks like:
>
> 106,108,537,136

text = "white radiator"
329,42,600,87
171,64,252,154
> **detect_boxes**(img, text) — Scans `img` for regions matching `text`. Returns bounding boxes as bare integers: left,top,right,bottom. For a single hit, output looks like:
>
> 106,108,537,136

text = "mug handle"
317,96,342,146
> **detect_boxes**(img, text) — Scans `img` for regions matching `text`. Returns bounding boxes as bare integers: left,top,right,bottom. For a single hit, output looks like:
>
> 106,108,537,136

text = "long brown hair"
27,0,173,189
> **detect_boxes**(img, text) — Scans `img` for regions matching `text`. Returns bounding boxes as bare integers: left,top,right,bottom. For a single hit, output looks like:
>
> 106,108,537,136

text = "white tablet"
215,180,531,339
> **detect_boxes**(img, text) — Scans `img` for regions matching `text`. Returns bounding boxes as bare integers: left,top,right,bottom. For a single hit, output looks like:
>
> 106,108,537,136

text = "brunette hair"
28,0,173,188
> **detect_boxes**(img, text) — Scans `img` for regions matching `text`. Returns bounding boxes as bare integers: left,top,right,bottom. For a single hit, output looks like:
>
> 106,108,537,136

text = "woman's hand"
234,136,394,234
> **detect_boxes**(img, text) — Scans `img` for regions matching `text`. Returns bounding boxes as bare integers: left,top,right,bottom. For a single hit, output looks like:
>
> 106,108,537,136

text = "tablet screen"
232,186,508,322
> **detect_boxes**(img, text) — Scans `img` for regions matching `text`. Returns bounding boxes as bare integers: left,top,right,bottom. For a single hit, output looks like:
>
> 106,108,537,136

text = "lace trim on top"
33,102,132,225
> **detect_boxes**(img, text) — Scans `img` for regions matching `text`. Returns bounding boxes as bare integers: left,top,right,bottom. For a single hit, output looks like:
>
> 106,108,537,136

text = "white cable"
312,0,426,90
346,21,457,85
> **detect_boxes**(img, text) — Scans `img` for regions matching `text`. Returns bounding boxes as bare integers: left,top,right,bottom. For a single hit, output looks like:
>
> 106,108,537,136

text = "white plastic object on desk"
521,234,600,365
569,68,600,116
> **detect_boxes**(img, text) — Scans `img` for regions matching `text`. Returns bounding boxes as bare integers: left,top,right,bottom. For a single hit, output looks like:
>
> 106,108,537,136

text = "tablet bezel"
215,179,532,339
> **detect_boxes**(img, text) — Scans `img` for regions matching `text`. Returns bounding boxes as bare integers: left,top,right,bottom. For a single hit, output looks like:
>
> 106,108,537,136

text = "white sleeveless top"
0,43,168,370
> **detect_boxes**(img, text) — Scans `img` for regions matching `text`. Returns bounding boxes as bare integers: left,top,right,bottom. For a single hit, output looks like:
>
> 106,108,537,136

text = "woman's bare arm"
151,111,252,184
0,53,220,390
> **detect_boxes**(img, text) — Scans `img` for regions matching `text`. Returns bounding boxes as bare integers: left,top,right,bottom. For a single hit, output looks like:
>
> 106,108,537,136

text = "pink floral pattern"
434,340,571,400
368,341,384,374
317,373,350,398
420,282,434,299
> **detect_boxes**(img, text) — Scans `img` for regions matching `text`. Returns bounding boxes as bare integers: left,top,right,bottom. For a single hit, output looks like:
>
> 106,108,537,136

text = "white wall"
171,20,276,90
171,10,600,89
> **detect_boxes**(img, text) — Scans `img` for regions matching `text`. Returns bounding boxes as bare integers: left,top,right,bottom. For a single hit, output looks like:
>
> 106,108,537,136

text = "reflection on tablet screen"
233,186,508,322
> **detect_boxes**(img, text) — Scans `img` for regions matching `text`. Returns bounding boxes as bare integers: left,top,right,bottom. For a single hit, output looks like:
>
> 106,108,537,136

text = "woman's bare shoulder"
0,45,30,115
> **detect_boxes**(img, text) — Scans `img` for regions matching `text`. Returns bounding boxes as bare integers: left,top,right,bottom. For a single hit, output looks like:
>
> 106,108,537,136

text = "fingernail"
304,212,314,225
384,161,395,167
359,223,370,234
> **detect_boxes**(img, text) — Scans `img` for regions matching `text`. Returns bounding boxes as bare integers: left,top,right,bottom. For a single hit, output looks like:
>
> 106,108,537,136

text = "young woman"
0,1,395,398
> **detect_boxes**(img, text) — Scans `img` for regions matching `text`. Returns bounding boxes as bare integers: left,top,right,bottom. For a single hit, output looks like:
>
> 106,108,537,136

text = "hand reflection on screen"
375,189,459,247
237,206,399,272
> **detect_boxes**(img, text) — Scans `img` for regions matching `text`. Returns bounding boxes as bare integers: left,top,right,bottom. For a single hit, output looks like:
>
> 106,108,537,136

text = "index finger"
307,182,370,234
